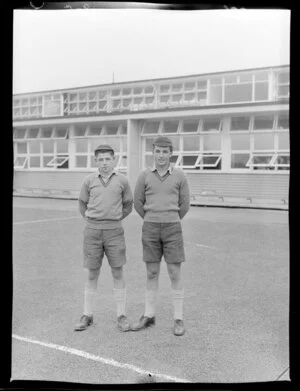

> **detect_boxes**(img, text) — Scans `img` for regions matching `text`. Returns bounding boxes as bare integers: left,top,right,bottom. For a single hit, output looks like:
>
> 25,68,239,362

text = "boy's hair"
153,144,173,153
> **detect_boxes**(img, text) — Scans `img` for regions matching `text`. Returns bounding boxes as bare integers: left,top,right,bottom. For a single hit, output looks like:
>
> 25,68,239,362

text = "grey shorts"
83,226,126,269
142,221,186,264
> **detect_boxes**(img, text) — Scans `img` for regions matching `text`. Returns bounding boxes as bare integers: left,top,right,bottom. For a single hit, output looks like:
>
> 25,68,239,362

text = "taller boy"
133,136,190,336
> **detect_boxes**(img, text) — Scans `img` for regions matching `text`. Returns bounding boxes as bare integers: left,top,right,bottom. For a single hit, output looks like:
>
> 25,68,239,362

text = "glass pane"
160,95,169,103
197,80,207,89
255,71,268,81
55,127,68,138
144,86,154,94
278,72,289,83
160,85,170,93
278,133,290,150
145,155,153,168
224,84,252,103
29,140,40,154
57,139,68,153
112,100,121,108
74,125,87,137
75,139,88,153
15,157,26,167
203,134,221,150
106,125,119,135
254,82,268,101
231,134,250,150
277,114,289,130
202,118,221,132
252,155,273,165
119,125,127,134
27,128,39,138
133,87,143,94
40,128,53,138
201,155,219,165
170,155,179,164
16,142,27,154
76,156,88,168
209,85,222,104
230,116,250,131
182,120,199,133
145,96,154,104
88,125,101,136
91,138,106,152
278,85,289,97
167,136,180,151
161,120,179,133
112,89,120,96
231,153,250,169
210,77,222,85
184,82,195,90
143,121,160,134
183,136,200,151
98,90,107,99
275,155,289,165
172,84,182,92
122,88,131,95
133,97,143,104
253,116,274,130
254,134,274,150
122,99,131,107
42,140,54,153
14,128,26,139
182,155,198,166
145,137,155,152
171,94,182,102
30,156,40,167
239,73,253,82
225,75,238,83
183,93,196,101
43,156,53,167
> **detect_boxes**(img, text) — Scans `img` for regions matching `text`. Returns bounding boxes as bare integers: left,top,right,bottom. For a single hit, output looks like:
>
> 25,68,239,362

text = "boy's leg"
105,228,130,331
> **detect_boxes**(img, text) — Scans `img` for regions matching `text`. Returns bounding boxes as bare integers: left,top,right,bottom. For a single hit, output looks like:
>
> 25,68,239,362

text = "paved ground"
12,197,290,384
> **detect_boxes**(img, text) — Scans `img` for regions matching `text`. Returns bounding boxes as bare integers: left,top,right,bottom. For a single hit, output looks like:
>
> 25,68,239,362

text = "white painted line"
13,216,80,226
12,334,191,383
186,241,218,250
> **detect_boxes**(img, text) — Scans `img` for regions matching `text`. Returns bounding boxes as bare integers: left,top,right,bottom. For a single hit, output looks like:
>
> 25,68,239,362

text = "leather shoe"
117,315,131,332
131,315,155,331
74,315,93,331
173,319,185,336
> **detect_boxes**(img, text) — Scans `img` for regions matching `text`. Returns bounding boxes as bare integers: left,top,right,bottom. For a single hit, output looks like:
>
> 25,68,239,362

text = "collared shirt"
150,164,174,174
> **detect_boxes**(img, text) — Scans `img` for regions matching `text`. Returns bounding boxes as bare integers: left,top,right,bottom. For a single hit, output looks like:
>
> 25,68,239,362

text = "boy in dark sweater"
75,144,133,332
133,136,190,336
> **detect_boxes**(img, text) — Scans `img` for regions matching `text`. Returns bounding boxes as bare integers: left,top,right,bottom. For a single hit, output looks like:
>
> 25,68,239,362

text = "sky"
13,8,290,94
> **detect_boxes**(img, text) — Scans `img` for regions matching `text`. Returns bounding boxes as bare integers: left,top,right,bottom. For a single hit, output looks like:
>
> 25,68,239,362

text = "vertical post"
127,119,141,191
221,116,231,172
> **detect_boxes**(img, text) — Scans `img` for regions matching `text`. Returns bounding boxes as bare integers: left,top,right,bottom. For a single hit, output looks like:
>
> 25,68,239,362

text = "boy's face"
153,145,172,167
95,152,115,174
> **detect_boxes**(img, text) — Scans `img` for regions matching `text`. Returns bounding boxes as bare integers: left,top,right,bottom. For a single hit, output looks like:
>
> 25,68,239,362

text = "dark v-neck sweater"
134,167,190,222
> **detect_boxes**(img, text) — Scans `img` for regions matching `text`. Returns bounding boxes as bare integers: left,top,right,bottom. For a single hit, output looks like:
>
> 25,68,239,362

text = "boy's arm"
78,178,89,218
134,172,146,219
178,174,190,220
121,178,133,220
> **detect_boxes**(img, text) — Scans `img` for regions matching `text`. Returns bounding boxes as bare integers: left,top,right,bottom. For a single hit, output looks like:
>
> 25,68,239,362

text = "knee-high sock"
84,287,97,316
114,288,127,317
172,289,184,320
144,289,157,317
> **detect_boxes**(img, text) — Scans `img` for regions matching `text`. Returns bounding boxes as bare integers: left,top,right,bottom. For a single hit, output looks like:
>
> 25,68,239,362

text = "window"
75,139,88,153
160,84,170,93
87,125,103,136
277,114,289,130
40,128,53,138
182,119,199,133
197,154,222,168
161,120,179,134
253,134,274,150
16,142,27,154
26,128,40,139
73,125,87,137
14,156,28,169
202,118,222,132
209,85,222,104
53,127,68,138
172,84,183,92
112,89,121,97
105,124,120,135
203,134,221,150
14,128,27,139
47,156,69,168
57,139,68,154
230,116,250,131
224,83,252,103
276,71,289,99
183,135,200,151
231,153,250,169
231,134,250,150
76,156,88,168
142,121,160,134
29,140,40,154
29,156,41,168
278,133,289,150
246,154,274,168
179,155,199,168
273,154,290,168
253,115,274,131
42,140,54,153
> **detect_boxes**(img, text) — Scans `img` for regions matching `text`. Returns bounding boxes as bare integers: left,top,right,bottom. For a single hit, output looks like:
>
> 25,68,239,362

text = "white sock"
144,289,157,317
83,287,97,316
114,288,127,317
172,289,184,320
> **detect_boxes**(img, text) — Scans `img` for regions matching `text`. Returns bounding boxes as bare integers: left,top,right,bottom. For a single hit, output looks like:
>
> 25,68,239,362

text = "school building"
13,65,289,209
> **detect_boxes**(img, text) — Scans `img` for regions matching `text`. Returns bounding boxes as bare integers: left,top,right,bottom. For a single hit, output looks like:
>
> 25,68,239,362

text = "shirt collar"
98,169,119,178
151,164,174,174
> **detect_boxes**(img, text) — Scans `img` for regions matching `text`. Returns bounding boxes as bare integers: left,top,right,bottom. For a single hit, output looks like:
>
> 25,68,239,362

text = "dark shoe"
117,315,131,332
173,319,185,336
131,315,155,331
74,315,93,331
